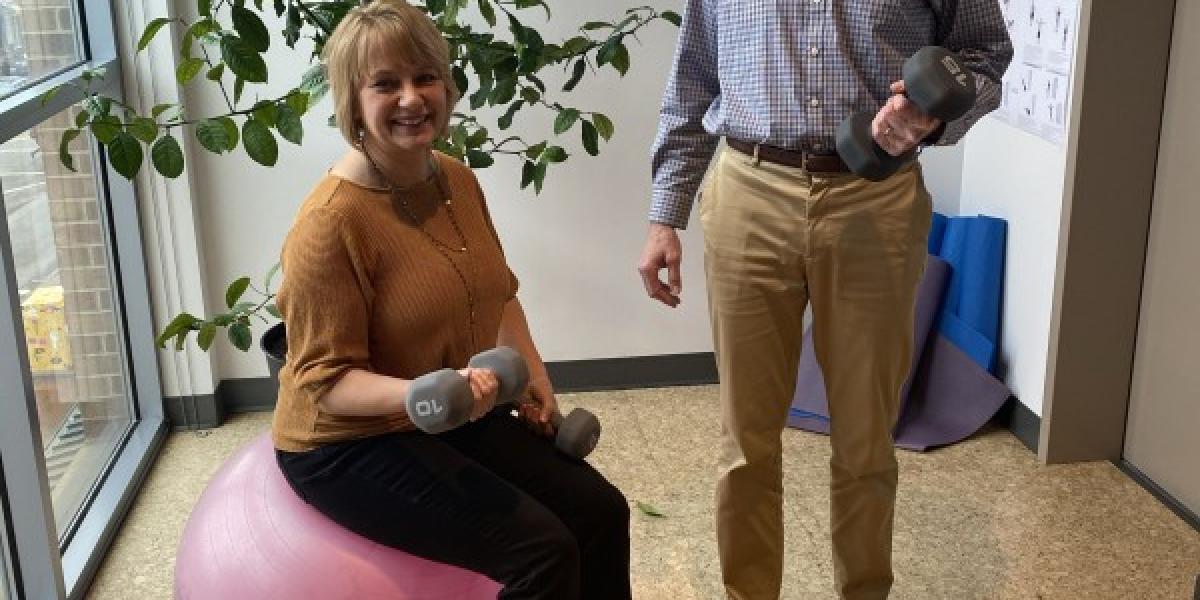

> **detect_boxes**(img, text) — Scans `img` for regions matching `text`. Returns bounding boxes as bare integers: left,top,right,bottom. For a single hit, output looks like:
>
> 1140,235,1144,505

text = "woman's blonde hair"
322,0,460,146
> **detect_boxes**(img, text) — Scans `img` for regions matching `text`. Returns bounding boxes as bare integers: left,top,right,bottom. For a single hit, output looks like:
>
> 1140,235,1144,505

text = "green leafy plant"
39,0,678,352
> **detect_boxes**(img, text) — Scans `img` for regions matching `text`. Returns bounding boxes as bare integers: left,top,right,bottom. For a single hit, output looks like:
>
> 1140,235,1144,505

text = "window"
0,0,167,597
0,0,84,101
2,106,134,539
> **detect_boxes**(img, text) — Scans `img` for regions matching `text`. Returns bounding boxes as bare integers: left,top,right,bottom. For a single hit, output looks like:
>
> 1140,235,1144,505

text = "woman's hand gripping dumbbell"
405,347,603,459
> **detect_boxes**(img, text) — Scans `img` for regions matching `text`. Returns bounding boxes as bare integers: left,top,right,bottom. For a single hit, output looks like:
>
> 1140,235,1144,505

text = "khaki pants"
700,148,931,600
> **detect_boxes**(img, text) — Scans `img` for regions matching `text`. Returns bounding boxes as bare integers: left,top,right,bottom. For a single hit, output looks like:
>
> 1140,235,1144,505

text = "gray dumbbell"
406,347,529,435
549,409,602,460
836,46,977,181
471,347,603,460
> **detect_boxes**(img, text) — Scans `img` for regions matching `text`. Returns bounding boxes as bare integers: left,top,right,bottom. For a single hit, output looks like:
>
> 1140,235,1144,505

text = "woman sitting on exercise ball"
271,2,631,598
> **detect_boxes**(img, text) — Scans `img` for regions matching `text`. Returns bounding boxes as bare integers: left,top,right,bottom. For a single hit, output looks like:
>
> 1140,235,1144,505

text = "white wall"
918,144,965,216
173,0,984,381
958,117,1069,416
179,0,718,379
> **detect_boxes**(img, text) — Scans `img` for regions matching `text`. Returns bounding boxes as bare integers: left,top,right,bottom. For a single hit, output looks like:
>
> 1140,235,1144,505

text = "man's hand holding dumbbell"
871,79,943,159
837,46,977,180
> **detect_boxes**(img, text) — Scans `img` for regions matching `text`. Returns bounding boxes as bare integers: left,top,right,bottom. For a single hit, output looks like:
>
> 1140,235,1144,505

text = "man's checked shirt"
649,0,1013,228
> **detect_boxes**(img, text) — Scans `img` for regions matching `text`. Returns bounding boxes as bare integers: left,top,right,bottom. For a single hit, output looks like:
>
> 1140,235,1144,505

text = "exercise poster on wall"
991,0,1079,146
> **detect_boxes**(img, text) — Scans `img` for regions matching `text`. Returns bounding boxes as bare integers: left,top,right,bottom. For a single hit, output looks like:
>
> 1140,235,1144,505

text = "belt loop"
752,143,761,167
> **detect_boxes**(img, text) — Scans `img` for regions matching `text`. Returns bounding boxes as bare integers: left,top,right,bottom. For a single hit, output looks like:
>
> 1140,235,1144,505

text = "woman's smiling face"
356,43,449,154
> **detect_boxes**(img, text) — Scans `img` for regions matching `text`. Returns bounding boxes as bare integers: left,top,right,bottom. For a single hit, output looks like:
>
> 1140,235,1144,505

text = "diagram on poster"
991,0,1079,145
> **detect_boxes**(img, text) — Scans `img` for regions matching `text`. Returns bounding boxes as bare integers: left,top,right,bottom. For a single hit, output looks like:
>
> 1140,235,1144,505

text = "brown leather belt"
726,138,850,173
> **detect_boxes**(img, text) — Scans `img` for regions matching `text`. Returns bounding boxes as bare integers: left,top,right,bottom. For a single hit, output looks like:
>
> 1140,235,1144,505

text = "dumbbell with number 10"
405,347,602,460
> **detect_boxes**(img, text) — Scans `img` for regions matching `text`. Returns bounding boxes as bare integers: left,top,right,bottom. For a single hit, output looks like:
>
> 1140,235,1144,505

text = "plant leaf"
196,118,231,153
242,118,278,166
39,86,60,106
553,108,579,135
265,303,282,319
452,65,469,96
128,117,159,144
285,91,309,116
151,134,185,178
176,57,205,84
636,501,666,518
520,160,536,189
58,128,81,172
150,133,184,176
563,58,586,92
156,312,198,348
524,141,546,159
466,149,494,168
264,262,282,290
581,119,599,156
541,145,567,163
611,42,631,75
138,17,174,51
225,276,251,309
221,35,268,83
218,116,239,149
276,104,303,144
478,0,496,27
107,132,143,179
592,113,614,141
197,322,218,351
532,162,547,194
497,99,523,130
661,10,682,27
231,6,271,52
252,101,279,126
228,321,253,352
90,115,122,144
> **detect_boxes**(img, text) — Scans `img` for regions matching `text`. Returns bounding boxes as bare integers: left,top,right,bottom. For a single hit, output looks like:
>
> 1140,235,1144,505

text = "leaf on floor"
636,501,666,518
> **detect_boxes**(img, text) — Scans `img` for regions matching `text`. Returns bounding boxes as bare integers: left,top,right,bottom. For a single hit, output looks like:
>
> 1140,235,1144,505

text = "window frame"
0,0,167,598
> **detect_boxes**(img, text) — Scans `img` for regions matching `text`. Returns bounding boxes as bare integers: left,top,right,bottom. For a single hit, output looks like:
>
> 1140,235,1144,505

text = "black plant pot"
261,322,287,387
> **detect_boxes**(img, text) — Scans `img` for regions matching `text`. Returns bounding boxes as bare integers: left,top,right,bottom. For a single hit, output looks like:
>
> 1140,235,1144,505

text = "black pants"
276,407,631,600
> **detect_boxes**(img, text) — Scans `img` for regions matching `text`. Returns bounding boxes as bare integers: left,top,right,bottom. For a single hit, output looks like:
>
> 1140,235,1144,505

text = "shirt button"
810,46,819,57
809,97,820,108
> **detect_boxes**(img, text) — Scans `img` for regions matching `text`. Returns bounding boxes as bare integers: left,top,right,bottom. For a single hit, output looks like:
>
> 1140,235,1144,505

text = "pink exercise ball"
174,432,501,599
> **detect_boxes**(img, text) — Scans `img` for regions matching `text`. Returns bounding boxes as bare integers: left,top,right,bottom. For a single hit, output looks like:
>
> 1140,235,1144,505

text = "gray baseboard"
1116,460,1200,535
216,377,279,413
991,396,1040,454
162,352,720,430
162,394,222,431
546,352,718,392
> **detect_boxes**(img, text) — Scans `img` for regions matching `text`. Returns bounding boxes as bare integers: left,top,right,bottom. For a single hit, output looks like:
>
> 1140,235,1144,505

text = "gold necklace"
363,150,478,351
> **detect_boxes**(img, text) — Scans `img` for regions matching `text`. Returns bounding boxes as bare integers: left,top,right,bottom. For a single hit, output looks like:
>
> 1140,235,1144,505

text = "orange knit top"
271,152,518,452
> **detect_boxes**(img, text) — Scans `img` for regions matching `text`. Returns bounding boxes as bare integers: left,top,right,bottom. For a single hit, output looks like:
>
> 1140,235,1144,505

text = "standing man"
638,1,1011,598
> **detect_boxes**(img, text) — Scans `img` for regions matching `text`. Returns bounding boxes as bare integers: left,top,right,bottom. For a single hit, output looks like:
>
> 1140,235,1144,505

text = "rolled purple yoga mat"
787,255,951,436
787,253,1013,451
